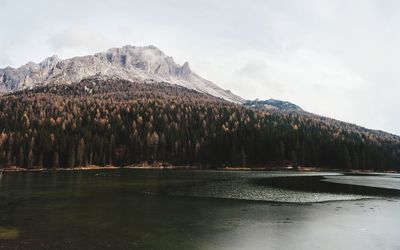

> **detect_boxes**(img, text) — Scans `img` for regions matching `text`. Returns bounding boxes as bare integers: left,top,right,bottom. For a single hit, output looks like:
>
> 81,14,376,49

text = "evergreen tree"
240,147,247,167
290,150,298,167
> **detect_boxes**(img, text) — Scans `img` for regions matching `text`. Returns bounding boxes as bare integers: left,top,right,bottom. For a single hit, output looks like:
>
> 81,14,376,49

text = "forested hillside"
0,77,399,170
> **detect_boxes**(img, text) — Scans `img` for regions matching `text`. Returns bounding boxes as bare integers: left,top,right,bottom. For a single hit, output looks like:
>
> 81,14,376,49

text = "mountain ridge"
0,45,244,103
244,98,303,111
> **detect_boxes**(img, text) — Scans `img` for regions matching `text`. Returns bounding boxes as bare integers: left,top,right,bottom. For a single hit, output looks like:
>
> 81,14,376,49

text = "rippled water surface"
0,169,399,249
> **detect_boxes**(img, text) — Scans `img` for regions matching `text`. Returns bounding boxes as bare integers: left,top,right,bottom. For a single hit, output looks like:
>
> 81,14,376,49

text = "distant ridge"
244,98,303,111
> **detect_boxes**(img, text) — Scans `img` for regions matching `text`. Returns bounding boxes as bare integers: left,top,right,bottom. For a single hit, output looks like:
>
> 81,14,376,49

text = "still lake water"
0,169,400,249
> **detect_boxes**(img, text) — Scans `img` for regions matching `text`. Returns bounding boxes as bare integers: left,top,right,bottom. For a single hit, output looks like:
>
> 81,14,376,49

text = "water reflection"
0,170,400,249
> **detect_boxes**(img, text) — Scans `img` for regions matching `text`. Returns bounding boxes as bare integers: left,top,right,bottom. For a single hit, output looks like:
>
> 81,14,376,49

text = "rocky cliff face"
0,45,244,103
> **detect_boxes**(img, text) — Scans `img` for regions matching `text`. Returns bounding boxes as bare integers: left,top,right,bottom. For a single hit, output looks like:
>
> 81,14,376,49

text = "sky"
1,0,399,135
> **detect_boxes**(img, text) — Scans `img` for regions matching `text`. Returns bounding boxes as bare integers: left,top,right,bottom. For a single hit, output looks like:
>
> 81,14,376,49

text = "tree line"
0,78,399,170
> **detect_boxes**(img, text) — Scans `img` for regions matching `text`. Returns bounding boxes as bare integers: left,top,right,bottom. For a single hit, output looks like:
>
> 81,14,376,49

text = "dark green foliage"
0,78,399,170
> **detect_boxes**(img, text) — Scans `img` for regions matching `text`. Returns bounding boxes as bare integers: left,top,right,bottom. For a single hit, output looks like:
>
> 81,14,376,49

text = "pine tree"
27,149,34,169
38,153,43,169
344,146,352,169
68,146,76,168
53,151,59,168
241,147,247,167
76,138,86,166
18,146,25,167
290,150,298,167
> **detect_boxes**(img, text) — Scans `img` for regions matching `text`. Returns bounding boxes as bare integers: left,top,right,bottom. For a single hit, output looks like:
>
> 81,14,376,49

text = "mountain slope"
243,98,400,144
0,45,243,103
1,77,399,170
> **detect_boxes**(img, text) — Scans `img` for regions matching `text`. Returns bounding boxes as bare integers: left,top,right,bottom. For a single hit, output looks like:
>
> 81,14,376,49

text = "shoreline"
0,164,398,174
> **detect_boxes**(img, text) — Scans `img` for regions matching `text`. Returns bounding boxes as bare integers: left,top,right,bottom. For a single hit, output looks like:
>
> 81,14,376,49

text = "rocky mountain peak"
179,62,191,77
0,45,244,103
39,55,60,68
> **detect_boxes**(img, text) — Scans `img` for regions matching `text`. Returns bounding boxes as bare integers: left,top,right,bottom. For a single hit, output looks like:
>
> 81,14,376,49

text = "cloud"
48,26,112,51
222,48,365,99
0,49,12,67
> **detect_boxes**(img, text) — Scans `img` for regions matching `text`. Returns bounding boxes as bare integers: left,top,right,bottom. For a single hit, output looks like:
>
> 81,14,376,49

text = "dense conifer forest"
0,77,399,170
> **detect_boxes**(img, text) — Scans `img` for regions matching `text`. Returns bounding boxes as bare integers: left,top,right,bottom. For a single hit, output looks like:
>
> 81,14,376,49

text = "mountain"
244,99,303,111
0,47,399,170
244,98,400,144
0,45,243,103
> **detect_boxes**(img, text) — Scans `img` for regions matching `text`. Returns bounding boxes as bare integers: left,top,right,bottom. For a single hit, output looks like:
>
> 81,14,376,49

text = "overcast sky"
1,0,399,135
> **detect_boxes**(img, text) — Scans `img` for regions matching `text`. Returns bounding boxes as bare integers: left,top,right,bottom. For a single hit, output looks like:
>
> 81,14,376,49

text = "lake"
0,169,400,249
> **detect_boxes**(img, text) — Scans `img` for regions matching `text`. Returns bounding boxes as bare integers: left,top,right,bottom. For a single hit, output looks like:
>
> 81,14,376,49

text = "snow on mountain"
0,45,244,103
